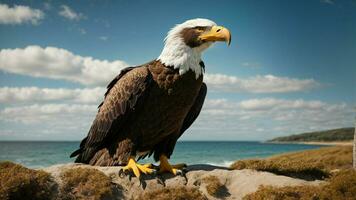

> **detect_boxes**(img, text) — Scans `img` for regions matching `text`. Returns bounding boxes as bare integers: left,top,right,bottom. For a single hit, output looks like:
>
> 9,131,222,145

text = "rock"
43,163,323,200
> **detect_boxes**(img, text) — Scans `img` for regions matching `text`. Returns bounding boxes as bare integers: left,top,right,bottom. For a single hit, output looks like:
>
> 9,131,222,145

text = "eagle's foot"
158,155,187,176
120,156,155,178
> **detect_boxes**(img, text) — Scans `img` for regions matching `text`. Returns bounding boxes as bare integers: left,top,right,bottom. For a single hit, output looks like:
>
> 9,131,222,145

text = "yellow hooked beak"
199,25,231,46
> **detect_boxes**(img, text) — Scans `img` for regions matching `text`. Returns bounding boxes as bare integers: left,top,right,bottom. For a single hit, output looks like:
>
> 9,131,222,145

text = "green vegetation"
0,161,55,200
60,167,117,200
1,142,353,200
0,163,121,200
243,185,322,200
243,169,356,200
230,159,328,180
230,146,352,180
139,186,207,200
269,127,354,142
267,146,352,170
232,146,355,199
202,175,229,198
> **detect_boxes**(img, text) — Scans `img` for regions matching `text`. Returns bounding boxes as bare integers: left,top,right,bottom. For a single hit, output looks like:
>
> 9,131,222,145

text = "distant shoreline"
266,140,353,146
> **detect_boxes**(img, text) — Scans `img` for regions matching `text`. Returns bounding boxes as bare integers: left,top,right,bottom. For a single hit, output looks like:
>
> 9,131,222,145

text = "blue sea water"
0,141,324,169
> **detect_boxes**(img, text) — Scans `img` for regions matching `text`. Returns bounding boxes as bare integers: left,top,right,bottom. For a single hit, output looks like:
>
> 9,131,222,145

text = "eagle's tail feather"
70,148,82,158
70,146,97,164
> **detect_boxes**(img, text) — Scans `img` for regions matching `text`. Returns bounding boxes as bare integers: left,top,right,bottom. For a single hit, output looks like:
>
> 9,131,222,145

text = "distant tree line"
269,127,354,142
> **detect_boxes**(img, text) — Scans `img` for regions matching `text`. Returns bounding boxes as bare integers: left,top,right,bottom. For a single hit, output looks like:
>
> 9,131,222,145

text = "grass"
243,185,322,200
321,169,356,199
138,186,207,200
202,175,229,198
230,146,352,180
59,167,116,200
243,169,356,200
0,145,353,200
230,159,328,180
268,146,352,170
0,161,55,200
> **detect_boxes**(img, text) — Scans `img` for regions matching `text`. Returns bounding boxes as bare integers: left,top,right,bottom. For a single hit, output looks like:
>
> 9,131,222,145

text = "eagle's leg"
121,156,155,178
158,154,187,175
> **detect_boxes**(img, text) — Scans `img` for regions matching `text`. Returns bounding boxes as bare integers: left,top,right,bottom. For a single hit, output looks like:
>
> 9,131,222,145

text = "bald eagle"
71,18,231,177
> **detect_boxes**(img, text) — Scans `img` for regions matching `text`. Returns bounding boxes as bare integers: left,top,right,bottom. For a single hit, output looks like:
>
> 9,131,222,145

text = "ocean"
0,141,324,169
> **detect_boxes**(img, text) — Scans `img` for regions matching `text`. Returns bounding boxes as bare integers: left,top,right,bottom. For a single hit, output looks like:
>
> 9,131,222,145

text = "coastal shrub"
320,169,356,200
202,175,229,198
230,159,328,180
242,185,322,200
139,186,207,200
267,146,352,170
230,159,263,170
230,146,352,180
59,167,116,200
243,169,356,200
0,161,55,200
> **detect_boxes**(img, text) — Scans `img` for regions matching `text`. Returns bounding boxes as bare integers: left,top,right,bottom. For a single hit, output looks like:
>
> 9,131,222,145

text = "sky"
0,0,355,141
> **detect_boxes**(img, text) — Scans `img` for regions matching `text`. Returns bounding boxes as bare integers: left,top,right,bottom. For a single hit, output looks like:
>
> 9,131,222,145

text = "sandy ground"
44,163,323,200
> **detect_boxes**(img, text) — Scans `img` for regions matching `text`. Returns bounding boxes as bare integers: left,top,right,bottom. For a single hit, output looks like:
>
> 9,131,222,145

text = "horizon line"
0,140,265,142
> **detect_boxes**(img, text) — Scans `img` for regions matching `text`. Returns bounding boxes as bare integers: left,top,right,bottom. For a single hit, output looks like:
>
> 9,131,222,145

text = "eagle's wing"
180,82,207,135
70,66,152,163
141,82,207,161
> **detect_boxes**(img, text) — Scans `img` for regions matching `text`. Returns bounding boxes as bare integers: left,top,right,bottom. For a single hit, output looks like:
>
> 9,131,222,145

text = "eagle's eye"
196,26,206,32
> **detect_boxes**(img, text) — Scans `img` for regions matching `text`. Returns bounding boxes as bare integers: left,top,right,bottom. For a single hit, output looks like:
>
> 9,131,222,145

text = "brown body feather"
71,60,206,166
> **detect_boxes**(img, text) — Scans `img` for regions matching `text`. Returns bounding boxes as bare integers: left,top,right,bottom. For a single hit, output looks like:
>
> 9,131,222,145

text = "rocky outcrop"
43,163,323,200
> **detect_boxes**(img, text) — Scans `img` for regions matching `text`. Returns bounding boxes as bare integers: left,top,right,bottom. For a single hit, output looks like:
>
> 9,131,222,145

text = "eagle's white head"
158,18,231,78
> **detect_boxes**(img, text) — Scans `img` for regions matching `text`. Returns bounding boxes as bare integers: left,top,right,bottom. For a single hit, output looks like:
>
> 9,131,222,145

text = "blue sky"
0,0,355,141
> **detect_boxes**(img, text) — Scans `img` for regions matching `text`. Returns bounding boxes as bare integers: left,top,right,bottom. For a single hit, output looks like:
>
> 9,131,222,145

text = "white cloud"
99,36,108,41
183,98,354,140
0,87,105,104
58,5,85,21
0,45,129,86
0,104,96,124
201,98,349,121
0,46,321,94
239,98,327,111
0,98,353,140
204,74,320,93
0,3,44,25
0,104,97,140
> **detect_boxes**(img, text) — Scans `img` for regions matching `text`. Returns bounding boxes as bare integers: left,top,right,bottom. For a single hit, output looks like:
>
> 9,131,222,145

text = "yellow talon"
159,154,186,175
122,156,155,178
142,163,153,168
